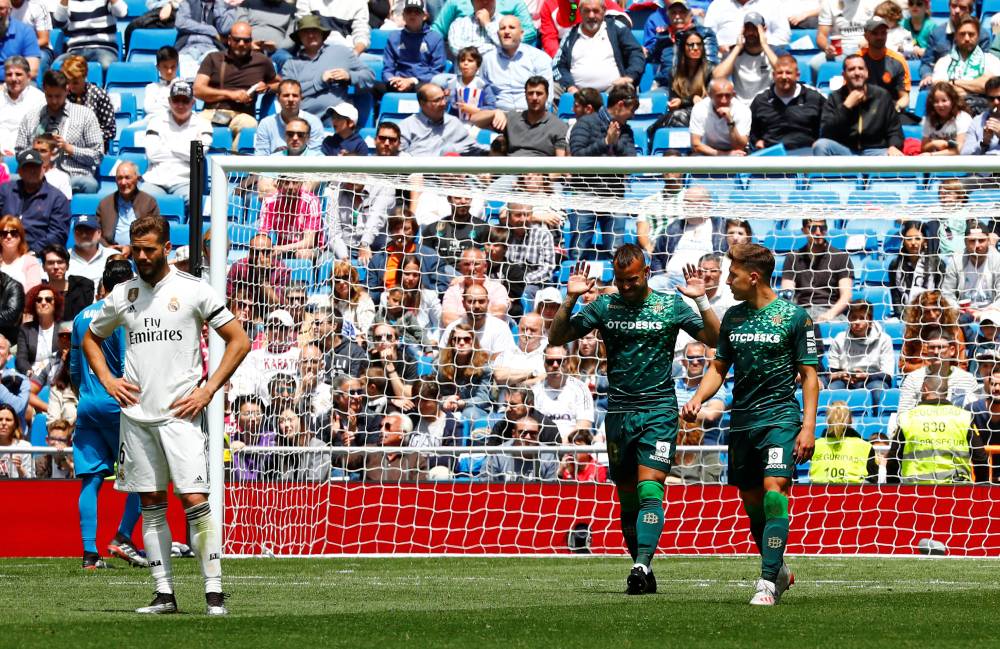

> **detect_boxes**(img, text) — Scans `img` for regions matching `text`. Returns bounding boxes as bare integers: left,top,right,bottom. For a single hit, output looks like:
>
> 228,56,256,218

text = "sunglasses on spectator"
37,296,55,304
1,230,20,238
376,134,400,143
808,223,828,232
545,357,565,365
685,356,706,363
347,388,365,396
373,334,396,342
230,36,253,43
286,130,309,138
453,336,473,344
686,41,704,49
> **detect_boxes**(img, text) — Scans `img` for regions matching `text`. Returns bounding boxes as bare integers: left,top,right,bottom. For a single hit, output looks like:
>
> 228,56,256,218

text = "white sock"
185,502,223,594
632,563,650,574
141,503,173,594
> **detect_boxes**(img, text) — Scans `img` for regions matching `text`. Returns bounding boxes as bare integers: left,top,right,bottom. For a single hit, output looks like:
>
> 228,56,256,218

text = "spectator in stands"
229,309,302,406
749,55,824,154
940,220,1000,322
675,253,737,354
689,78,750,155
712,13,781,104
959,76,1000,154
498,201,556,307
471,76,568,156
494,311,546,386
812,54,904,155
919,0,989,88
668,418,724,484
0,0,39,78
902,0,934,61
40,244,92,321
326,373,373,447
810,0,875,79
368,215,446,295
888,221,943,317
921,81,971,155
194,21,279,142
923,177,969,259
143,46,178,122
296,0,371,56
67,215,115,289
440,281,515,356
966,366,1000,448
651,29,713,130
16,282,60,377
433,0,536,45
559,429,606,482
0,214,39,291
331,261,376,341
704,0,789,52
895,373,989,483
859,16,910,114
649,186,725,286
226,395,276,481
568,83,637,259
480,414,558,481
541,0,627,58
369,321,418,399
236,0,296,66
293,342,331,428
61,55,114,152
321,103,369,155
808,401,879,484
409,381,461,471
930,16,998,114
30,134,71,200
781,218,854,321
0,149,69,256
555,0,644,95
437,320,495,420
53,0,125,72
379,254,444,344
444,46,497,122
645,0,718,77
532,343,593,443
282,16,374,118
34,418,74,478
873,1,913,59
673,340,728,437
0,268,22,344
0,57,43,155
479,16,552,112
383,0,445,93
421,195,484,274
316,309,368,380
900,289,966,372
273,407,331,481
571,329,608,421
636,159,684,253
0,402,30,477
175,0,237,79
441,247,510,326
227,234,290,322
143,80,213,211
0,337,28,426
15,70,103,194
826,299,895,403
96,161,160,254
10,0,51,77
399,82,487,155
258,177,323,261
374,121,402,156
898,324,980,411
533,285,562,330
324,179,393,263
357,412,428,482
254,79,324,155
488,387,555,444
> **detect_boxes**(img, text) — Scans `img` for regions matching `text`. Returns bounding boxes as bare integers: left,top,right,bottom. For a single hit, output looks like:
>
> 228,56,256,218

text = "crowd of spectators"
1,0,999,487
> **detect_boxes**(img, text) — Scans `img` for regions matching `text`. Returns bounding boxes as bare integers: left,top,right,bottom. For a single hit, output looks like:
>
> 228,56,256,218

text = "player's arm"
172,319,251,419
681,358,730,422
795,363,819,463
83,329,139,407
548,262,595,347
677,264,720,347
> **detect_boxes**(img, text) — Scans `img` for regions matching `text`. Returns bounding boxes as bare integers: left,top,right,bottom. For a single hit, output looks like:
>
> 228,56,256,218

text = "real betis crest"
771,314,783,326
127,288,138,302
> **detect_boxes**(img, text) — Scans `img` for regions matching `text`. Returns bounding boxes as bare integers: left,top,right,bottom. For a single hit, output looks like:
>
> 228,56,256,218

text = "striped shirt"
505,223,556,285
54,0,128,54
15,101,104,178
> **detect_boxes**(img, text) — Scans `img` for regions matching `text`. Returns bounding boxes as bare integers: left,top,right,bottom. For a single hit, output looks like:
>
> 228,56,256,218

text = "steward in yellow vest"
809,400,878,484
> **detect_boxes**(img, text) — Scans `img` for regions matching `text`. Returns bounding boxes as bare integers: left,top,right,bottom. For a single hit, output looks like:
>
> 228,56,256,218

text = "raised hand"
566,261,595,298
677,264,707,299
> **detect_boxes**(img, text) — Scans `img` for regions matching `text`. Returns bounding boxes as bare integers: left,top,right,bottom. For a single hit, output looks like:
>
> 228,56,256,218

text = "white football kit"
90,267,235,494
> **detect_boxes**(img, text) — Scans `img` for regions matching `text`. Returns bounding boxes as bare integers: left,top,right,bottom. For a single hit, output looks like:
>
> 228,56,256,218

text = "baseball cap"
169,79,193,100
171,245,190,264
403,0,425,10
327,103,359,123
980,310,1000,325
534,287,563,310
73,215,100,230
667,0,689,7
267,309,295,328
743,12,766,27
864,16,888,31
975,345,1000,362
16,149,43,167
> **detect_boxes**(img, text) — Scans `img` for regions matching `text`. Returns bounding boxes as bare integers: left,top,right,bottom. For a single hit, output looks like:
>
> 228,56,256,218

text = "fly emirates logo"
129,317,183,345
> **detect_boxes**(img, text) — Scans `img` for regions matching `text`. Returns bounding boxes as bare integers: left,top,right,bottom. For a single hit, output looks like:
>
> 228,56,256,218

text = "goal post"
207,154,1000,557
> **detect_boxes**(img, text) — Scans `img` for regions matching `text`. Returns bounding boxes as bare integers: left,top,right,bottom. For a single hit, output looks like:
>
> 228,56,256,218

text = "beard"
137,255,167,283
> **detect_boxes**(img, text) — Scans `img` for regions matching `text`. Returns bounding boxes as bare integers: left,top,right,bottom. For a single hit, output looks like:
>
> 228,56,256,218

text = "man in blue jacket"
383,0,446,92
0,149,70,256
555,0,645,95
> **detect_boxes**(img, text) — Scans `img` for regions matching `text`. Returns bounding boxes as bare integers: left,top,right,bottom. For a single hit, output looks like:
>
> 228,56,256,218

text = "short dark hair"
102,259,134,292
278,78,301,94
607,83,638,108
42,70,68,90
456,46,482,66
524,75,549,94
725,218,753,237
40,243,70,263
921,324,955,343
727,243,775,279
155,45,179,65
377,121,401,138
955,14,980,34
847,299,873,319
842,53,865,72
130,215,170,245
986,76,1000,94
573,87,603,112
801,217,828,229
285,116,310,133
612,243,646,270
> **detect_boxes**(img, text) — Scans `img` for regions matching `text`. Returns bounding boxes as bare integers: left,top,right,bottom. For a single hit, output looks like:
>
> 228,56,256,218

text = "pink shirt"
258,190,323,248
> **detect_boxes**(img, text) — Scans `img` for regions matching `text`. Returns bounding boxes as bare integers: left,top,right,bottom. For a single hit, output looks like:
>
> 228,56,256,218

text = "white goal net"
207,156,1000,557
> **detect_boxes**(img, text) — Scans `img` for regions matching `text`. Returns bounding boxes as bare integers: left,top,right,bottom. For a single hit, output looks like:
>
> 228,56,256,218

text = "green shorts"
727,421,799,491
604,409,678,483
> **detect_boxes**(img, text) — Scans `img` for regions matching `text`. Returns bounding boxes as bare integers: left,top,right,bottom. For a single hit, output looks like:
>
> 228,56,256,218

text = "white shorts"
115,415,210,494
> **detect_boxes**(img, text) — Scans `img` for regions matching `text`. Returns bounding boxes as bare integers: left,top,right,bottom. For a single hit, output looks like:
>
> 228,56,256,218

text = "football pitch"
2,556,998,649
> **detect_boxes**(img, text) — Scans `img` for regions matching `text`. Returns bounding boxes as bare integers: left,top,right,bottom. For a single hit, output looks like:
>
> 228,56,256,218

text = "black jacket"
555,17,645,88
16,321,58,376
819,84,904,151
750,83,825,150
0,271,24,346
61,276,96,323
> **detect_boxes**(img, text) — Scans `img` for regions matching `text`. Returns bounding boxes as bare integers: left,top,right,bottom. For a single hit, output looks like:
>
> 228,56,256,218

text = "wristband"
694,295,711,312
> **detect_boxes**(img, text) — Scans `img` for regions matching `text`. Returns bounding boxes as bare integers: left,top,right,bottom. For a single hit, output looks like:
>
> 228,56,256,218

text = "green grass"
2,557,999,649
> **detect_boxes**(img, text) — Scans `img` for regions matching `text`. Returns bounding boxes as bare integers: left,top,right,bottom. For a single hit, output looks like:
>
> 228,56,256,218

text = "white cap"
534,287,563,310
267,309,295,328
329,103,359,123
171,245,189,264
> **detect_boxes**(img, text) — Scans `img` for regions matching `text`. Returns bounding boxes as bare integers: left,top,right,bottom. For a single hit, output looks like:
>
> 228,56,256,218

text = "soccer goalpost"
207,155,1000,557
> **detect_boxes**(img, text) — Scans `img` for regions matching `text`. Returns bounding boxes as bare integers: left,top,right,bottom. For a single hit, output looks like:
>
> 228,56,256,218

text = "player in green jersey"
682,243,819,606
549,244,721,595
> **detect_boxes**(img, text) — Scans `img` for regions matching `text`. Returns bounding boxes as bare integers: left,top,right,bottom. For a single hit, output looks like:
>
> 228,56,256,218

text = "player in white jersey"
83,217,250,616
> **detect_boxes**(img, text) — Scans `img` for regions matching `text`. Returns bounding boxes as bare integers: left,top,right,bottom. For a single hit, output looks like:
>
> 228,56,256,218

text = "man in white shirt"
439,283,516,358
531,344,593,443
0,56,43,155
704,0,790,52
556,0,644,94
494,311,547,386
228,309,302,405
689,78,751,155
811,0,875,78
142,79,213,212
712,13,780,103
67,215,117,287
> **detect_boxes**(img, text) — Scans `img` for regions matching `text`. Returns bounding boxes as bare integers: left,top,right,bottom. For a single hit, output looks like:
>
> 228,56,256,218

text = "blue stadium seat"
106,62,158,110
368,29,390,55
631,127,648,155
70,194,101,216
235,127,256,155
228,222,257,249
789,28,818,50
930,0,949,17
379,92,420,122
815,61,842,91
860,256,890,285
854,286,891,320
284,259,314,284
364,57,383,83
109,93,137,152
638,63,655,92
800,174,862,202
30,412,48,446
50,28,65,55
118,124,145,154
794,54,815,84
818,321,849,344
650,127,691,154
634,92,668,121
879,389,900,417
786,190,842,206
557,92,576,119
169,223,190,247
52,59,103,85
985,0,1000,14
819,388,870,415
125,0,147,17
847,190,903,208
902,124,922,140
882,320,904,348
127,28,178,63
209,127,233,153
911,88,928,117
156,195,186,223
763,229,807,254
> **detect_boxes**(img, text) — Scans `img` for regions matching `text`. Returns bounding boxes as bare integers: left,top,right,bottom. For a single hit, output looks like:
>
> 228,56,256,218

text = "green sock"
635,480,665,569
761,491,790,582
618,488,639,561
743,502,766,554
